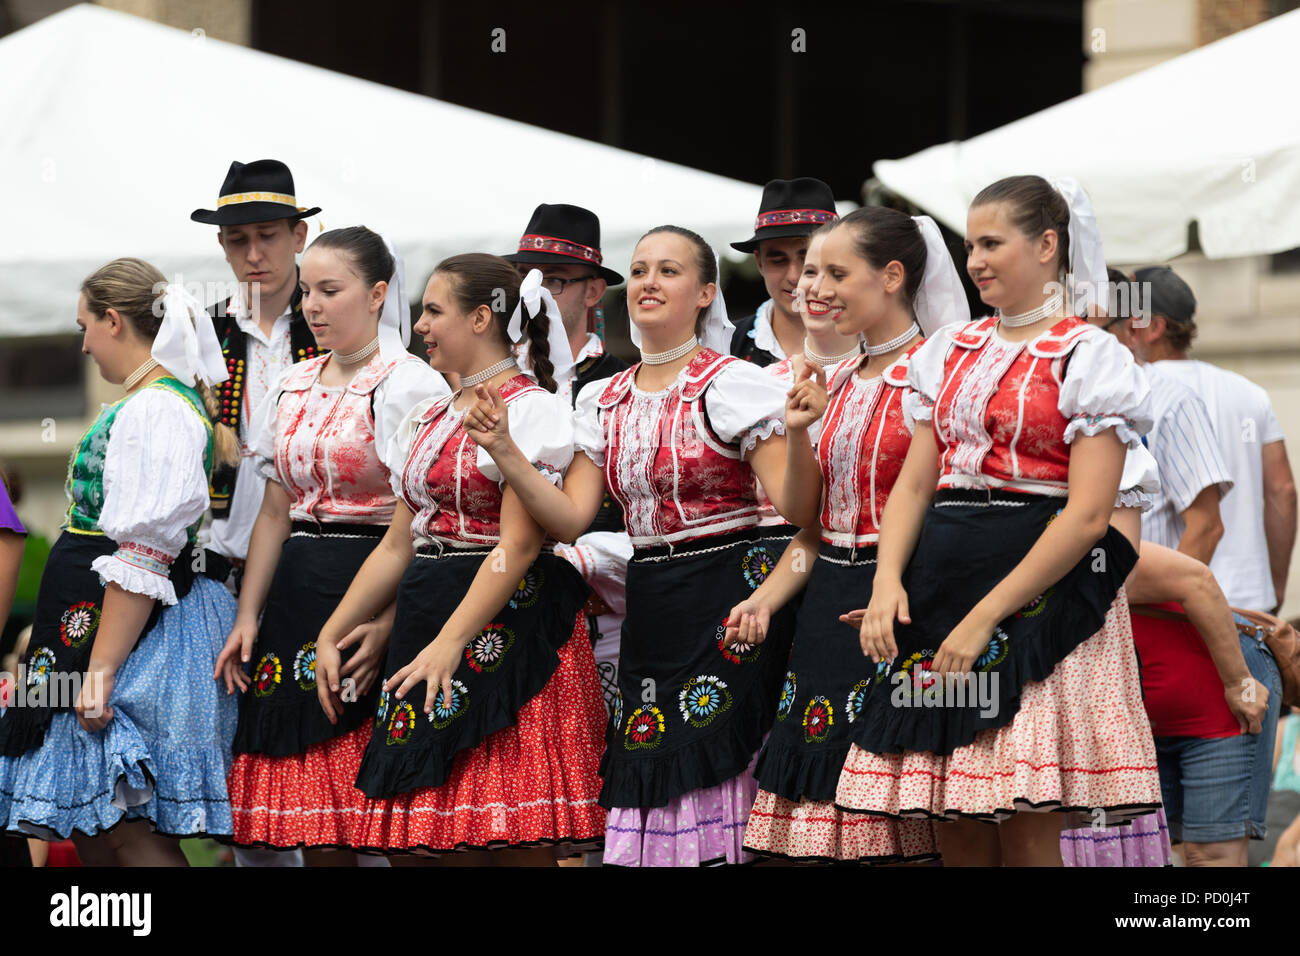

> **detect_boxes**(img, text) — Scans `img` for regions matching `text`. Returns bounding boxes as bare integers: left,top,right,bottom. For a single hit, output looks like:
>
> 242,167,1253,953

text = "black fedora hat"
191,159,321,226
504,203,624,286
730,177,838,253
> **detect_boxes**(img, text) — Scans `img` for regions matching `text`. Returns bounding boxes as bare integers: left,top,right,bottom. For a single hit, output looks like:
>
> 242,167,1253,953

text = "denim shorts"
1154,622,1282,843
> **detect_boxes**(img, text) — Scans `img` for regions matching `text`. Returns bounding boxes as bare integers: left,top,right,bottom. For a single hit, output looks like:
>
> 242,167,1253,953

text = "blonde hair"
80,257,239,472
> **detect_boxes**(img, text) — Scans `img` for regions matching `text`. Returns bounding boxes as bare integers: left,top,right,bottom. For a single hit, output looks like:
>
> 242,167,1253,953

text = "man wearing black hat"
190,159,322,591
504,203,628,407
729,178,838,367
505,204,630,779
190,159,321,869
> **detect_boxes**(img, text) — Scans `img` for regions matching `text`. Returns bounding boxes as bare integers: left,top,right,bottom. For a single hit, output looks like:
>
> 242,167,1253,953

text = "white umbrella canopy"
872,8,1300,264
0,4,766,336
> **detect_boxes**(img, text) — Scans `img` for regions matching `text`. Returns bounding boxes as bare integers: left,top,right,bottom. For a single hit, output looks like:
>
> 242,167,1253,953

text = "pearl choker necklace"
641,336,698,366
803,338,862,367
999,291,1063,328
864,322,921,356
123,358,160,391
461,356,519,389
334,336,380,366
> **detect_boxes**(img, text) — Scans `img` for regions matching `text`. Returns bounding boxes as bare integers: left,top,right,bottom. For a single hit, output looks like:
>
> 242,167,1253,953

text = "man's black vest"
207,282,322,518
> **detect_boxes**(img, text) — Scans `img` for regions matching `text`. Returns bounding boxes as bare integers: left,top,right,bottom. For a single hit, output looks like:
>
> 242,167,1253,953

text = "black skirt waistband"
817,540,879,566
631,528,760,563
932,488,1057,508
289,520,387,539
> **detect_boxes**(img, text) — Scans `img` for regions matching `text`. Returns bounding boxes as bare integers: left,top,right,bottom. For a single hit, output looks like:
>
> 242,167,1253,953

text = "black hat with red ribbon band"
504,203,624,286
730,177,838,253
191,159,321,227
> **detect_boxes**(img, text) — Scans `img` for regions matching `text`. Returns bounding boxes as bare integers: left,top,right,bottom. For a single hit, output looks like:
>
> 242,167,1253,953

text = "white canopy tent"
0,4,768,337
871,8,1300,264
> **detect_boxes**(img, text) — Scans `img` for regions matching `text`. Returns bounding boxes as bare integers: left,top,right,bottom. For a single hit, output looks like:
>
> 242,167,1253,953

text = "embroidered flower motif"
873,658,892,684
508,567,544,609
899,651,937,695
59,602,100,648
717,623,760,664
976,628,1010,671
293,642,317,690
624,705,665,750
846,679,870,723
429,679,469,728
375,687,390,727
1016,586,1055,618
612,688,623,733
387,701,416,745
678,675,731,727
776,671,797,721
27,647,56,687
741,546,777,590
466,624,515,673
802,696,834,743
254,653,282,697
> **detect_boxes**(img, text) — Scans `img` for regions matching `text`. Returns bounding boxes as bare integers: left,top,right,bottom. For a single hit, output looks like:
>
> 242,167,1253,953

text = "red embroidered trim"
754,208,837,230
516,233,603,265
840,758,1159,781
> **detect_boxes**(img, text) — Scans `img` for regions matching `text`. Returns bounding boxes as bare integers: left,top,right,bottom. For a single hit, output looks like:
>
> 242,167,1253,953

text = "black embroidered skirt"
599,529,797,810
355,545,589,799
232,522,384,758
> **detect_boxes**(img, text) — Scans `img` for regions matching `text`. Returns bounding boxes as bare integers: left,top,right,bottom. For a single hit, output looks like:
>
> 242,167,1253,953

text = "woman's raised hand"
786,356,829,432
464,384,513,453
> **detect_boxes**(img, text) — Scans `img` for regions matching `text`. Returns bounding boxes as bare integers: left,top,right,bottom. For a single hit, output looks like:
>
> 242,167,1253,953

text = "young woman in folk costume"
215,227,446,854
835,176,1164,865
0,258,240,864
464,225,820,866
318,254,606,864
727,209,970,863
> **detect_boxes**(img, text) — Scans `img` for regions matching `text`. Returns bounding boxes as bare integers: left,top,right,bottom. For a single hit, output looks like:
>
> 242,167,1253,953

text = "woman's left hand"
785,357,829,432
932,615,996,676
338,606,396,698
75,667,115,732
385,635,464,716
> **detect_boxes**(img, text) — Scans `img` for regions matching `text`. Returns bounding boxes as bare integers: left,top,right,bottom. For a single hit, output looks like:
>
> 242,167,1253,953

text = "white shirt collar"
574,332,604,365
752,299,787,361
226,283,293,347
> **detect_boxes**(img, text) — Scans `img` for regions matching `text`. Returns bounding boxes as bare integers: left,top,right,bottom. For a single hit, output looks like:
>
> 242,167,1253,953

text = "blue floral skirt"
0,577,238,839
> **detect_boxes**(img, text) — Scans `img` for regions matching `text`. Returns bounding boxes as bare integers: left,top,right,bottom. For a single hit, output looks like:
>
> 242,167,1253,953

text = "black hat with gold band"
191,159,321,226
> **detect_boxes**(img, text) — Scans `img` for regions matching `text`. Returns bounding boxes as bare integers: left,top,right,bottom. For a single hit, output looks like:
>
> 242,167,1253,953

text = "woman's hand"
385,635,464,717
932,613,997,676
316,632,345,724
464,385,515,455
338,603,396,698
75,667,115,732
724,597,772,646
860,578,909,662
214,615,258,694
786,358,829,433
1224,678,1269,735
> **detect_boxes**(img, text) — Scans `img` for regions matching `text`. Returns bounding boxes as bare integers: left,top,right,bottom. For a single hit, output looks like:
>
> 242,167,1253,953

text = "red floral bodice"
272,354,401,523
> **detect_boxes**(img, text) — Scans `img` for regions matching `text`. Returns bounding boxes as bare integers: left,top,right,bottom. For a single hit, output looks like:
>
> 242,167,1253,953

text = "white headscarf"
629,247,734,355
910,215,971,335
377,235,410,364
1048,177,1107,317
151,279,229,388
508,269,577,385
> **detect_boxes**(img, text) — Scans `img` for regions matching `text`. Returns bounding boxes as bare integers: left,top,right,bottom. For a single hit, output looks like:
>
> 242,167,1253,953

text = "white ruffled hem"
1062,416,1143,449
1115,488,1153,513
902,393,934,433
739,418,786,459
91,555,177,606
579,447,607,469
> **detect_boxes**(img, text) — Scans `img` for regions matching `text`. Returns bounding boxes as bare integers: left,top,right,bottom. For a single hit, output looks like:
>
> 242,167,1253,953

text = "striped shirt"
1139,363,1234,551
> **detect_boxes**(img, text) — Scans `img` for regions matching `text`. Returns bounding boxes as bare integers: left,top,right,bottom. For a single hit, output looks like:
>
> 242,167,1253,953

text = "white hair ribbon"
509,269,576,385
1048,176,1107,317
151,280,229,388
910,215,971,336
377,236,409,364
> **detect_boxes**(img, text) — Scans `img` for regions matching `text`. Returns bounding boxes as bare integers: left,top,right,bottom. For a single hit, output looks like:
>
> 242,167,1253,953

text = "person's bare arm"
1177,484,1225,565
1263,440,1297,611
0,530,23,632
725,526,821,645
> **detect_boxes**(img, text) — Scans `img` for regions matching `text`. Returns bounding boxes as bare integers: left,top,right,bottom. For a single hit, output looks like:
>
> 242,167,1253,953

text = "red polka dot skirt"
356,614,608,853
745,792,940,863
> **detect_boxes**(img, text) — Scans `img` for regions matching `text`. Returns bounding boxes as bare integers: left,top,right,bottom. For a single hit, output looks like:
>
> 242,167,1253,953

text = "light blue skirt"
0,576,238,839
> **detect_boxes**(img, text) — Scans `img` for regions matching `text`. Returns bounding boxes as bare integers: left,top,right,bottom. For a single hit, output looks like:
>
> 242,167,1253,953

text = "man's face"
217,219,308,300
514,261,605,332
755,236,809,321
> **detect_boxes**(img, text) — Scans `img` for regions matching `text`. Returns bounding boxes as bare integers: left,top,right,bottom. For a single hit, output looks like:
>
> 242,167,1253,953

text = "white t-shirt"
1151,359,1286,611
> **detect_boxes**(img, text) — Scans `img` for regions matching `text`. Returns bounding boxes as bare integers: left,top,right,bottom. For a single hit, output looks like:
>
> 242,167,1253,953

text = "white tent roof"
873,9,1300,264
0,4,768,337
